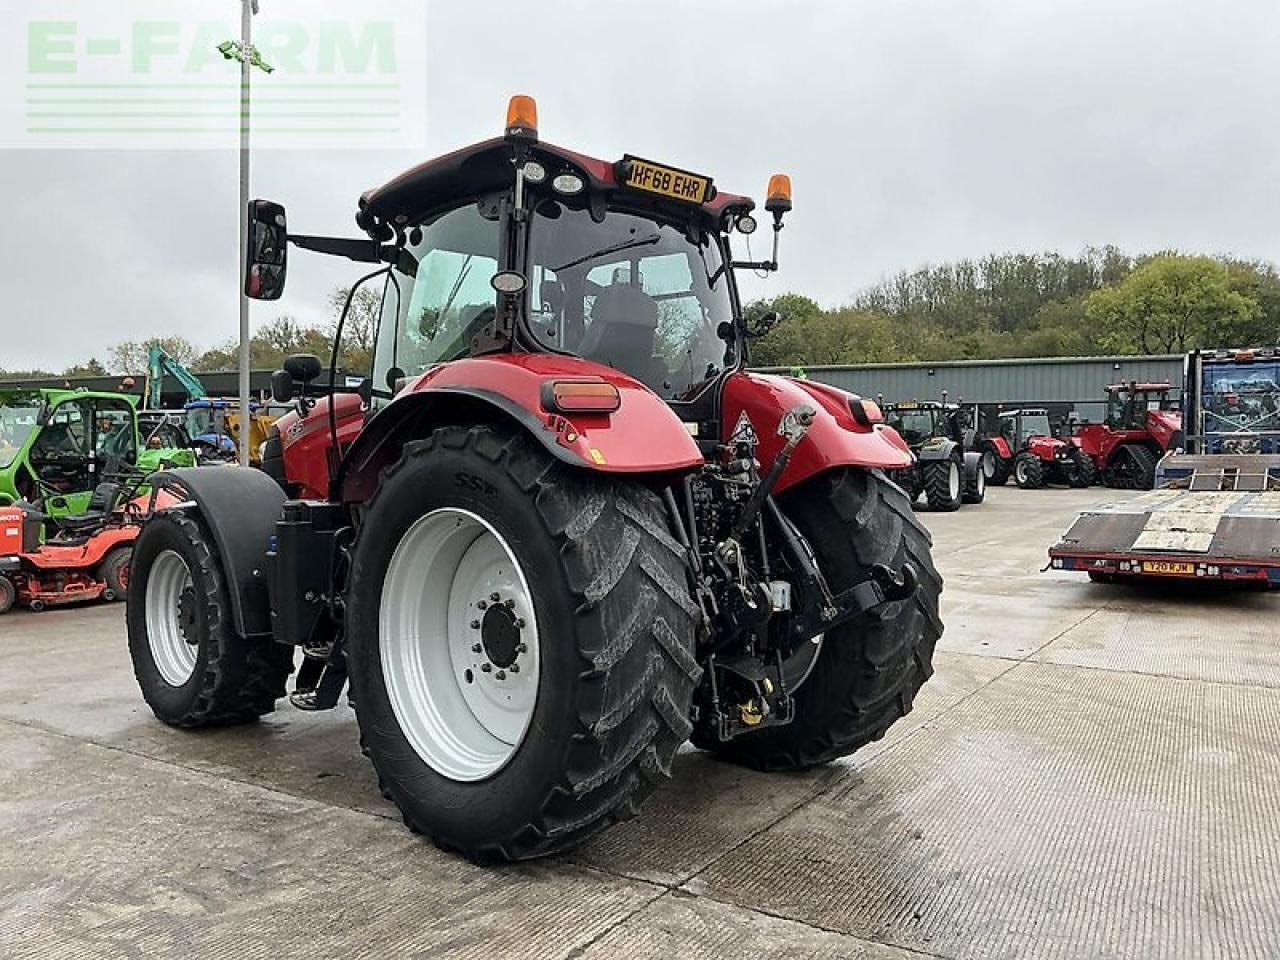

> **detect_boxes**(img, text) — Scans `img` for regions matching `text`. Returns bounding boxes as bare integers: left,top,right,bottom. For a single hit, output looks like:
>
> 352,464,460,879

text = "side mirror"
244,199,288,301
270,369,295,403
745,310,783,338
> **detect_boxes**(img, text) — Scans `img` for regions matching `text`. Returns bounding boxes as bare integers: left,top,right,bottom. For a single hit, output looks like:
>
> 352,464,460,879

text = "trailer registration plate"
1142,560,1196,575
619,155,713,204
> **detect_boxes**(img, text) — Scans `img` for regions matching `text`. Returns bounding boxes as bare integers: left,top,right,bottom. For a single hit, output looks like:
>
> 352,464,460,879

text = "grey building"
766,354,1183,426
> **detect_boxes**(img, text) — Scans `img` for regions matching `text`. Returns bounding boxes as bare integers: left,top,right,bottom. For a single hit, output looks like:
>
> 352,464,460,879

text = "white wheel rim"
975,466,985,496
380,507,540,783
982,450,995,478
1016,461,1028,483
146,550,198,687
948,462,961,500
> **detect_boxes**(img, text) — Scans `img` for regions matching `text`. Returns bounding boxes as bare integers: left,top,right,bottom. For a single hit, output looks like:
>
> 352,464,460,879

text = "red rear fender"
721,373,912,494
339,355,702,503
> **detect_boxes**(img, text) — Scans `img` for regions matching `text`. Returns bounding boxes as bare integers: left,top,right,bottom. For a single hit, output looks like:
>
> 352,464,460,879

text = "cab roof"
359,138,754,232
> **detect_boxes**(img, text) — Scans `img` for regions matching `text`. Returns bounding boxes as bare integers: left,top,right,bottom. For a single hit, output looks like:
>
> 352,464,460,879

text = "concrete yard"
3,485,1279,959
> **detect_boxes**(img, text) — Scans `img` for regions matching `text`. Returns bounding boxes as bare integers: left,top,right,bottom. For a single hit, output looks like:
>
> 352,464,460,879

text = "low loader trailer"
1049,349,1280,585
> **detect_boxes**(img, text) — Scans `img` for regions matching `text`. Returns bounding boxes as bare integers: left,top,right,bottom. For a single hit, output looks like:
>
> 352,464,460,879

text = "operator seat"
578,283,668,391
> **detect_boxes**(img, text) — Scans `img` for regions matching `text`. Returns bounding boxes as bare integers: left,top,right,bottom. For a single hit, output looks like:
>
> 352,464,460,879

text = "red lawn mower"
125,96,943,862
980,408,1095,489
0,479,159,614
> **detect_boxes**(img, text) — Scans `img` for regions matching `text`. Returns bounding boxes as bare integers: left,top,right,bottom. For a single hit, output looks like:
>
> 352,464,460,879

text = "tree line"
746,249,1280,367
4,250,1278,382
0,286,379,382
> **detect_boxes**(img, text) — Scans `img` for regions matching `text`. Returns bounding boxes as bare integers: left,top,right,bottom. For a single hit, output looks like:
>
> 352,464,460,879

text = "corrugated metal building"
766,355,1183,424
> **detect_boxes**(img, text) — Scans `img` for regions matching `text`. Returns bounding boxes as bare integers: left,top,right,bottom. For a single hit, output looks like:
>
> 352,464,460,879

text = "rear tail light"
542,380,621,414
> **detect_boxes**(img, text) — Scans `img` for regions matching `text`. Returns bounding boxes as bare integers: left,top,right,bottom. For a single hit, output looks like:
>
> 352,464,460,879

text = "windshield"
186,407,220,438
526,202,736,400
888,409,938,442
0,395,42,468
1018,414,1052,439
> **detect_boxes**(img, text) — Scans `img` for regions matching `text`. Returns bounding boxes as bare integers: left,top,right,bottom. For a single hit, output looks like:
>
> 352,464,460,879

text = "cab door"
28,398,94,515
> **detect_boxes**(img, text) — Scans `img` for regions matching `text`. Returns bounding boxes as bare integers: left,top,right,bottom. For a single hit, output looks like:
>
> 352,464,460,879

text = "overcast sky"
3,0,1279,371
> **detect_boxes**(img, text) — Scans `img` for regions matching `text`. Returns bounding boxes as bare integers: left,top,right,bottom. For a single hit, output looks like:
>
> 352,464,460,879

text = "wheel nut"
515,620,526,630
477,600,487,610
470,619,480,629
480,663,492,673
490,592,500,602
495,670,506,680
509,664,520,673
516,643,528,654
504,598,515,609
471,643,482,653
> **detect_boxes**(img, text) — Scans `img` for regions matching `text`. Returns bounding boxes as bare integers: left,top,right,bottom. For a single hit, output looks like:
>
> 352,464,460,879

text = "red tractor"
980,408,1095,489
125,98,942,862
1073,381,1182,489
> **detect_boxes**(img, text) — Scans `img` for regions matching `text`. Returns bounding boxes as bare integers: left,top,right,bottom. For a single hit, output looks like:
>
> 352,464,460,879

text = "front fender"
986,436,1012,459
151,467,287,639
915,439,959,463
339,355,702,503
722,372,912,494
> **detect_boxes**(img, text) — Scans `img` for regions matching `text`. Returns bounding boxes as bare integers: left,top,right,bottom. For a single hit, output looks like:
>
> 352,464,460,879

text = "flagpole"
236,0,253,467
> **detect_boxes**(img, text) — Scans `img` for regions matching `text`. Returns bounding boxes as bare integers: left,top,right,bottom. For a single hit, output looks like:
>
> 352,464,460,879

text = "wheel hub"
481,602,521,669
177,587,198,646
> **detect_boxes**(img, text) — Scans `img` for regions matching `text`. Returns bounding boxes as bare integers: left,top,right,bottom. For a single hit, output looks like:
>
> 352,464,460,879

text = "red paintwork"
1074,409,1181,469
22,526,135,569
721,373,912,494
361,137,755,227
987,436,1012,460
274,393,366,500
409,355,703,471
1026,435,1073,462
331,355,705,503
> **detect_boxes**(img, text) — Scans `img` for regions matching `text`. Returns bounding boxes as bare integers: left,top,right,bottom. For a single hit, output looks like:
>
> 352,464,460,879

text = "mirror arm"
288,234,390,263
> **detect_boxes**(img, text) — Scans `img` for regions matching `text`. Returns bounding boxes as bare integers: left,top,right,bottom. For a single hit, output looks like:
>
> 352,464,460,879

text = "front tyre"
1014,453,1045,489
695,469,942,771
962,456,986,504
126,511,294,727
346,424,700,862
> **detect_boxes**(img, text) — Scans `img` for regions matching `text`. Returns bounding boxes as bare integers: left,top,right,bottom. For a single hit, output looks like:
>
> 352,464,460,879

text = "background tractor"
0,387,192,523
983,408,1095,489
126,97,943,863
882,399,985,510
1073,381,1182,490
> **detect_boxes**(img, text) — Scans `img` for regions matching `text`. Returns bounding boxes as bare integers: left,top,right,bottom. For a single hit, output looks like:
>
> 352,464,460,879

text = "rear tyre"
923,458,963,511
346,424,700,862
962,458,986,504
1103,445,1157,490
694,469,942,771
98,546,130,601
127,511,294,728
0,575,14,615
1066,451,1098,489
1014,453,1045,489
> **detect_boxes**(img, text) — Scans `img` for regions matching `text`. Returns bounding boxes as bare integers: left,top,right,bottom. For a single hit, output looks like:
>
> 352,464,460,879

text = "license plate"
619,155,712,204
1142,560,1196,575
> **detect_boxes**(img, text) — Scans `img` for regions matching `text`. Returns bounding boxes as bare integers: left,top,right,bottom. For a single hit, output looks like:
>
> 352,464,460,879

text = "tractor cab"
0,389,139,517
998,408,1053,448
1103,382,1175,431
884,400,971,448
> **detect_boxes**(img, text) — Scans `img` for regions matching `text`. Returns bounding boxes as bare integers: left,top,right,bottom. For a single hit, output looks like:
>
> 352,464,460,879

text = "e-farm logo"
5,0,426,149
